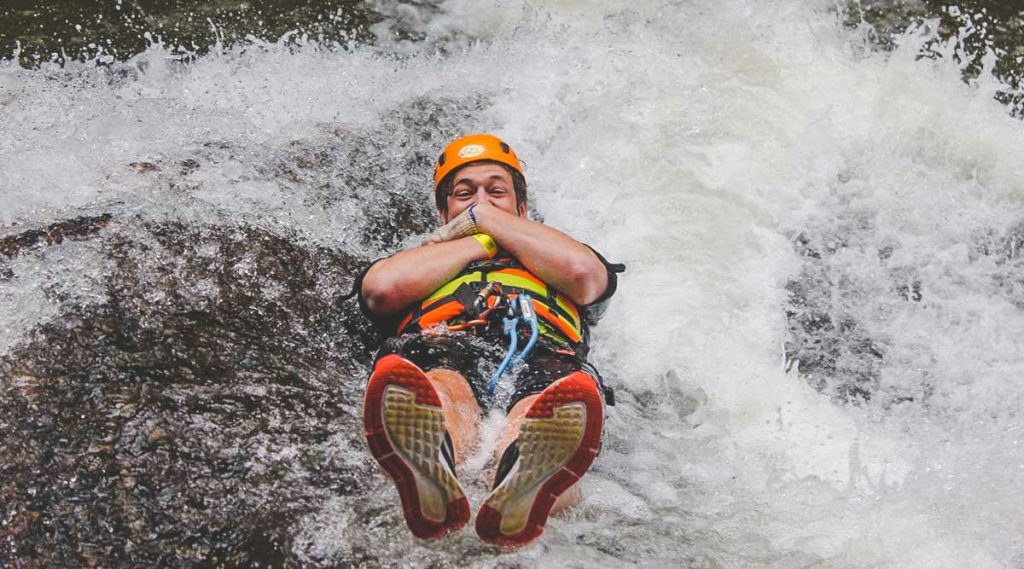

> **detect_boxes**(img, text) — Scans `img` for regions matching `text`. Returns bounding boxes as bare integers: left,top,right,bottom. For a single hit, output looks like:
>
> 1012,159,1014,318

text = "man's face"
442,162,526,222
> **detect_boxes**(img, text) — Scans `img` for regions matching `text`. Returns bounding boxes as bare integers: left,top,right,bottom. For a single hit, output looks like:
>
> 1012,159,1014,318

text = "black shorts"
373,332,605,411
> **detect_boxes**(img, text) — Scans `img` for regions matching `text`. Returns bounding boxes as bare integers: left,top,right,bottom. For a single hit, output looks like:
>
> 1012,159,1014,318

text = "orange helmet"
433,134,523,189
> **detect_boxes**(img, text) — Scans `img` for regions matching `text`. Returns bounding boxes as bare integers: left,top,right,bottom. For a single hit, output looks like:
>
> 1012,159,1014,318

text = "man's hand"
471,202,609,305
423,205,480,245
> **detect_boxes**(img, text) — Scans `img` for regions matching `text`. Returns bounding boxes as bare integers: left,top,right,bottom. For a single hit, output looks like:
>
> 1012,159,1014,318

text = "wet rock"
178,159,200,176
146,426,167,445
0,218,381,565
0,214,113,259
1,1,381,69
129,162,161,174
844,0,1024,116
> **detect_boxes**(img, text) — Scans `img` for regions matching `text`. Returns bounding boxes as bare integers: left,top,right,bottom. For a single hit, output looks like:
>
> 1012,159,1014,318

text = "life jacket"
395,257,588,352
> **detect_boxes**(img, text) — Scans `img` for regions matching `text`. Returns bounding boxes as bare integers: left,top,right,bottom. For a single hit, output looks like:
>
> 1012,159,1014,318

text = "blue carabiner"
487,294,541,398
488,297,520,397
516,293,539,363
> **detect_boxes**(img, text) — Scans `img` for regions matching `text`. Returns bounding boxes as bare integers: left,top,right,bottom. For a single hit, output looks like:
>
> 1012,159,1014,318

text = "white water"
3,0,1024,566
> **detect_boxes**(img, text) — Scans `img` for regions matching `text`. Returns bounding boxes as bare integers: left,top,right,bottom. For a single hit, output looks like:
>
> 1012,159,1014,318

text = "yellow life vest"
395,258,586,349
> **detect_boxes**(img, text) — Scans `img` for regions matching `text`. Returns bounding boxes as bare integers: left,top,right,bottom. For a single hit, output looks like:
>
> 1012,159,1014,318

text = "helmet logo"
458,144,485,159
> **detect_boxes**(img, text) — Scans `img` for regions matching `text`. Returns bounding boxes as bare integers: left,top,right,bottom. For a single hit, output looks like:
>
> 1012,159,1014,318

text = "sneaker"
475,371,604,547
363,354,470,539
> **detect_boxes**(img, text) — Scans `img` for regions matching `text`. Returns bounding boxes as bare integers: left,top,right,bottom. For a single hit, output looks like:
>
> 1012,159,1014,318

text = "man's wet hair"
435,161,528,219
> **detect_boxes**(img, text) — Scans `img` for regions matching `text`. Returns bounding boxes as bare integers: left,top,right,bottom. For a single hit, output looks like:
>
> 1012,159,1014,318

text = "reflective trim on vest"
397,263,584,346
530,300,581,343
490,268,581,331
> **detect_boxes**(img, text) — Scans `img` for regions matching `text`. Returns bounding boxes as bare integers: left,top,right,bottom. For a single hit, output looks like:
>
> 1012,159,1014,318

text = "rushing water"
2,0,1024,567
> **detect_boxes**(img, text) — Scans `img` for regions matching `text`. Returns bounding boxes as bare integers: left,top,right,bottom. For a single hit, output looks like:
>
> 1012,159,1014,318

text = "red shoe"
363,354,470,539
475,371,605,547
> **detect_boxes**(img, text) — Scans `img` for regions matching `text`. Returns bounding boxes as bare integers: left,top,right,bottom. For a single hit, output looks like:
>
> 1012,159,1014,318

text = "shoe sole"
363,354,470,539
475,371,604,547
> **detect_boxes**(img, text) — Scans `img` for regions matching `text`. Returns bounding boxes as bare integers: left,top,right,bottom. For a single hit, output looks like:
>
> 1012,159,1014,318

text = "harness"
377,256,619,407
395,258,589,353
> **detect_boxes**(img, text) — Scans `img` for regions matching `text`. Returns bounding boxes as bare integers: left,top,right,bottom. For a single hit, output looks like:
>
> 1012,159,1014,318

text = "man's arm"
361,237,491,315
472,202,608,305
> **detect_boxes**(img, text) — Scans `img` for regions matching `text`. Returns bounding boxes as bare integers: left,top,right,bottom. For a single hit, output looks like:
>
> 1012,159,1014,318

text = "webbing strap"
398,262,583,345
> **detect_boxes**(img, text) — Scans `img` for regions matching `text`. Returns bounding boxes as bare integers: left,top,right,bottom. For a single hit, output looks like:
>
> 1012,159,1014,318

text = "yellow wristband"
471,233,499,259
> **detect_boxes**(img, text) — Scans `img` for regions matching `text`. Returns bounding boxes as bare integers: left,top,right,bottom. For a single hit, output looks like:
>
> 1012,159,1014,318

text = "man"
356,134,623,547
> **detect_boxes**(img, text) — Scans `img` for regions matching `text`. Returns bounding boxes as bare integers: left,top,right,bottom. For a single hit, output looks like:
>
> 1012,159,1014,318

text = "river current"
2,1,1023,567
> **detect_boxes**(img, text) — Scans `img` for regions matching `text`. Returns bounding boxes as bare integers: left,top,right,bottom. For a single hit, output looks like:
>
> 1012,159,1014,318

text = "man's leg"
475,371,605,547
425,368,481,462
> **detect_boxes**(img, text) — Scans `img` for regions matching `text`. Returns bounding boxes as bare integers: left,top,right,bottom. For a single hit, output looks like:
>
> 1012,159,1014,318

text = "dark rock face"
844,0,1024,117
0,219,381,566
0,214,113,264
1,0,382,68
1,86,488,565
